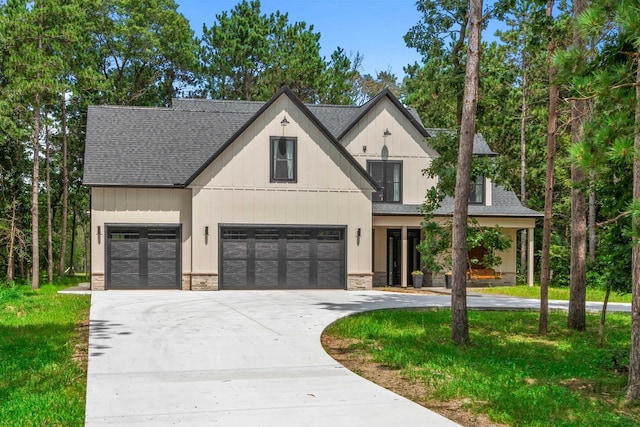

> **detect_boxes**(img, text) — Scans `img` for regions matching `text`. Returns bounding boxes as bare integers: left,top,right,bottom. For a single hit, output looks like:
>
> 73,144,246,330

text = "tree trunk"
598,284,610,348
7,199,17,281
520,53,528,284
58,96,68,279
588,170,596,262
31,98,41,290
626,42,640,401
69,209,77,275
46,122,53,284
568,0,588,332
539,0,557,336
451,0,482,346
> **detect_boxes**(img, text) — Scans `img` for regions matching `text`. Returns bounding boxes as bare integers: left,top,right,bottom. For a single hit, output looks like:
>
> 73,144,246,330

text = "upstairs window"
270,137,296,182
367,160,402,203
469,175,485,204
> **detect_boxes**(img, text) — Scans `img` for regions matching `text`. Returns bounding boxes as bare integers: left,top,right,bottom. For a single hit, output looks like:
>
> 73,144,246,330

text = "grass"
325,309,638,426
0,279,91,426
474,285,632,303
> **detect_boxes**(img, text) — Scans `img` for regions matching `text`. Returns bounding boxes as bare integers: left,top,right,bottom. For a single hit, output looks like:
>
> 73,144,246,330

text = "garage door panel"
222,260,248,286
287,241,309,259
317,242,341,259
255,260,279,286
110,241,140,259
287,261,310,287
255,242,278,259
223,241,248,258
148,241,176,259
317,261,341,285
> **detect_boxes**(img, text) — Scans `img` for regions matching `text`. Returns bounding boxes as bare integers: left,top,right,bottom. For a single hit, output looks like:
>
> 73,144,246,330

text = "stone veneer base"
91,274,105,291
347,274,373,290
190,274,218,291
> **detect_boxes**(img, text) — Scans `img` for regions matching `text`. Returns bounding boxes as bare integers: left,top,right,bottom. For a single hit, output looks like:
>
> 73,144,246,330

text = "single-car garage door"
106,225,181,289
220,226,346,289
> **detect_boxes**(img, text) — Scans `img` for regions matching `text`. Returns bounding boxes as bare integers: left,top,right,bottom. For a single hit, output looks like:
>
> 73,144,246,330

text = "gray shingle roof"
424,129,498,156
372,184,542,217
85,87,382,189
83,106,252,186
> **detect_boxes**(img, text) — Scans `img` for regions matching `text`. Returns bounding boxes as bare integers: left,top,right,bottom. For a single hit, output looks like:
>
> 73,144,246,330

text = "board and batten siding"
91,187,192,288
189,94,374,280
340,97,439,205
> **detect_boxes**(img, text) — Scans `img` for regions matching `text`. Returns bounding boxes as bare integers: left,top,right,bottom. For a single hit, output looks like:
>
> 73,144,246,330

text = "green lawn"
0,281,91,426
474,285,632,303
325,309,638,426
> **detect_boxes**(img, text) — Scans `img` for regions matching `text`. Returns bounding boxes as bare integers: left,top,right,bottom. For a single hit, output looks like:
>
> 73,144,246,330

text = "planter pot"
412,275,423,289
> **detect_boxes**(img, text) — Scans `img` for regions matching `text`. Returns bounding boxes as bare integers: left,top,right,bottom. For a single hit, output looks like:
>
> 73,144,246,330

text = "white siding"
341,97,439,204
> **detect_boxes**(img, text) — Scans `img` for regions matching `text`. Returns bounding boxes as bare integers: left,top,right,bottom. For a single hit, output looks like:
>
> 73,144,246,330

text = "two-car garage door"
220,226,346,289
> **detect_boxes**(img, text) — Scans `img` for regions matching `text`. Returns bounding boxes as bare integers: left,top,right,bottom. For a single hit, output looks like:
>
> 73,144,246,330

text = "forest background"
0,0,637,311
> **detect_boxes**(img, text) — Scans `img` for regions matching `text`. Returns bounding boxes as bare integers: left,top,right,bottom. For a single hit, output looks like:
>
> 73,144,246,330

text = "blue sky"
176,0,425,78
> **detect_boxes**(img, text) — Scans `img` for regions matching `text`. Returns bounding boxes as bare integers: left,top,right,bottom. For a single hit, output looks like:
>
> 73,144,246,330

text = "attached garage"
106,225,181,289
220,226,346,290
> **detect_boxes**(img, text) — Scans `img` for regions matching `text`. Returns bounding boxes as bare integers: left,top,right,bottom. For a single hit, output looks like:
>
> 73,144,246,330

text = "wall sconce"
280,116,289,126
97,226,101,236
383,128,391,137
204,226,209,236
356,228,361,238
362,145,367,153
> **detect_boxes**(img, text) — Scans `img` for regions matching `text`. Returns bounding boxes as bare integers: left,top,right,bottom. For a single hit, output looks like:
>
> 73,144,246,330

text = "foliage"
418,217,512,273
0,282,90,425
417,219,452,273
326,309,638,426
466,223,512,269
199,0,360,104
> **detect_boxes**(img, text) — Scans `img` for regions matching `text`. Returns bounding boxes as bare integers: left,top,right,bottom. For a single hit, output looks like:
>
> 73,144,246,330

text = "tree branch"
596,211,629,228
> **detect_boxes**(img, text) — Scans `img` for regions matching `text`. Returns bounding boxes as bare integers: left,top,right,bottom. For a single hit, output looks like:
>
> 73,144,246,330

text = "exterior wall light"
281,116,289,126
97,226,101,236
383,128,391,137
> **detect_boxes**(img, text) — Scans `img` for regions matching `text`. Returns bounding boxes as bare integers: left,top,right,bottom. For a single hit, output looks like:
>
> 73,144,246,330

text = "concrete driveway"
84,290,630,426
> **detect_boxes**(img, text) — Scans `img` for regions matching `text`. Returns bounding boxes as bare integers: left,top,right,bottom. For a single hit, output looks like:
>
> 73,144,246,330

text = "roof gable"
336,89,429,140
183,86,380,190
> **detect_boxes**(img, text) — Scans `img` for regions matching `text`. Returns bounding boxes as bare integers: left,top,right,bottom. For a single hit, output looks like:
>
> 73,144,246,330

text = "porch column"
528,227,534,287
401,226,408,287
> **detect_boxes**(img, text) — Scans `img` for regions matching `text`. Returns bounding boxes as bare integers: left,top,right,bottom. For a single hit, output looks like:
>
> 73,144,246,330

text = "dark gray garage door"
220,226,346,289
106,225,181,289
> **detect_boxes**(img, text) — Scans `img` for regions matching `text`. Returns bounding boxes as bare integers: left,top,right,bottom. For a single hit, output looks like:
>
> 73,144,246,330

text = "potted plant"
411,270,424,289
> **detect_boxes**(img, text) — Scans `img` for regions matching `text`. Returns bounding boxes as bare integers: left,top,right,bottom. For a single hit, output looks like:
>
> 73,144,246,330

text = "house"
84,86,541,291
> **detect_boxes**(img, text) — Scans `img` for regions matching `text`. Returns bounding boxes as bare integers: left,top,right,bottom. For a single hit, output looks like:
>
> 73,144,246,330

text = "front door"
387,229,401,285
387,229,421,286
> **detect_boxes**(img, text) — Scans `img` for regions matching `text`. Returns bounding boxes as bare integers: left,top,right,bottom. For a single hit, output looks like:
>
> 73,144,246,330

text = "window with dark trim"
367,160,402,203
469,175,485,204
270,136,297,182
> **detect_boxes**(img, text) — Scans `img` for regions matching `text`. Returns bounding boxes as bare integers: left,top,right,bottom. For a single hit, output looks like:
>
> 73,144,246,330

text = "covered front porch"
372,215,536,288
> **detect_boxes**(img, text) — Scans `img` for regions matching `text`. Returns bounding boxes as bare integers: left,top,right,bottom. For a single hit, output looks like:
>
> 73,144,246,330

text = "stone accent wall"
91,273,105,291
181,274,191,291
191,274,218,291
347,273,373,290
